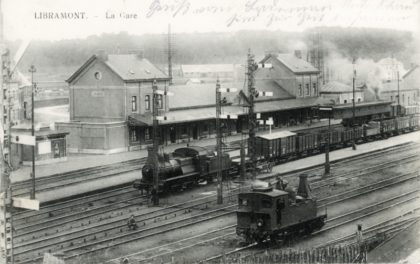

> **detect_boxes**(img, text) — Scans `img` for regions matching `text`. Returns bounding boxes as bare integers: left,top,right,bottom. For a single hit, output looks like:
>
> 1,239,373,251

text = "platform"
10,119,341,183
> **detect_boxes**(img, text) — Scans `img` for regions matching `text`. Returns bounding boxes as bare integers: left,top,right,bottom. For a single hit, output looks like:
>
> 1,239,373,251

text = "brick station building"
58,51,391,153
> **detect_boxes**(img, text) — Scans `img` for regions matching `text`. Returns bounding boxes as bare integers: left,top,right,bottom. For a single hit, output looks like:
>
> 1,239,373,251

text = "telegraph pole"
247,50,258,180
216,80,223,204
152,80,160,206
397,70,400,115
319,106,333,175
29,65,36,199
352,59,357,150
167,24,173,85
151,80,174,206
215,81,237,204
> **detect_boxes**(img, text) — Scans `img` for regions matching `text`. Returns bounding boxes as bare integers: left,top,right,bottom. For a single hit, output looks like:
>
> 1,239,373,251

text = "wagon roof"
257,131,296,140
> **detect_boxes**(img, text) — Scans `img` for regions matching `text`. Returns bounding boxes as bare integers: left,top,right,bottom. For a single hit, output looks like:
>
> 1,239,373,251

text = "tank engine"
133,146,232,193
236,174,327,243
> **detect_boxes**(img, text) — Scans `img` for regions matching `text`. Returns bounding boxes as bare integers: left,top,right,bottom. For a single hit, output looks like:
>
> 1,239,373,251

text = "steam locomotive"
133,146,232,192
236,174,327,243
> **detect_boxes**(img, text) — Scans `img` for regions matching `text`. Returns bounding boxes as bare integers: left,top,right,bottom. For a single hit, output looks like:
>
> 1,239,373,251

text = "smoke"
251,179,270,188
324,43,407,99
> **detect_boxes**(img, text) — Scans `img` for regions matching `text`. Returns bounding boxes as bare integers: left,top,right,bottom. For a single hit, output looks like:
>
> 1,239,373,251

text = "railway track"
11,141,420,262
15,141,416,231
63,169,419,264
196,192,420,264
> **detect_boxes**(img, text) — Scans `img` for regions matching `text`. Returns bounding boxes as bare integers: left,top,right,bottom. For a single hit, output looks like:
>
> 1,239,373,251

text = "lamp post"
28,65,36,199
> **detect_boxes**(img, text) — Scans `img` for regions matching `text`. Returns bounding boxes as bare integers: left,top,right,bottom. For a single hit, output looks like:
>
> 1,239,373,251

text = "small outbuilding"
10,123,69,167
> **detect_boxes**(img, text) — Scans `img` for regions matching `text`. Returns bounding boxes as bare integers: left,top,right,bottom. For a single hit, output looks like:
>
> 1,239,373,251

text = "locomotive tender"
133,146,232,192
237,174,327,243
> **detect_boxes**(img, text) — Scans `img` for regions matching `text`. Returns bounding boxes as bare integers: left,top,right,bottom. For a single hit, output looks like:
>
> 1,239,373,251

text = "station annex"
56,51,391,154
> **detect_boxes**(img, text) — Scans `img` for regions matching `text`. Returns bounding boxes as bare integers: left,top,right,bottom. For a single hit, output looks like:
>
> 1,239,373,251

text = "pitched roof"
321,81,363,93
67,54,168,83
402,65,419,79
254,79,294,100
263,53,319,74
105,54,168,81
258,131,296,140
129,96,328,126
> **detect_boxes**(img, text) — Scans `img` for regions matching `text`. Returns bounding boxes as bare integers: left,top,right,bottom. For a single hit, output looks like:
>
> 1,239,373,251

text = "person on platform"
127,215,138,230
356,224,367,263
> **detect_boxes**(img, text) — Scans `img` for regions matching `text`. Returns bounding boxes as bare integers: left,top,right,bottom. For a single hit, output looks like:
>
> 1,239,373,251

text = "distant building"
320,81,364,105
259,53,321,98
402,64,420,100
180,64,236,82
377,57,405,82
380,80,418,106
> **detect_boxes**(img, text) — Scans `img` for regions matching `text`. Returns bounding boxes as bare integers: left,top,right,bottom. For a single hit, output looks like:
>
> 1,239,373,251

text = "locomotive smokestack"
297,173,312,198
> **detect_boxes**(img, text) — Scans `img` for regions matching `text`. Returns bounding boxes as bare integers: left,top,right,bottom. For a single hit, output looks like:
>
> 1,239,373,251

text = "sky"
2,0,420,41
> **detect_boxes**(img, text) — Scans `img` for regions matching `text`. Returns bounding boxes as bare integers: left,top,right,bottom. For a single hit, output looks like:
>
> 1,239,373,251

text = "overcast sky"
3,0,420,41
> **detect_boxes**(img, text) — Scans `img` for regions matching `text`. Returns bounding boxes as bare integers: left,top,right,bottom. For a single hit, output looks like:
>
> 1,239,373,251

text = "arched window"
145,95,150,110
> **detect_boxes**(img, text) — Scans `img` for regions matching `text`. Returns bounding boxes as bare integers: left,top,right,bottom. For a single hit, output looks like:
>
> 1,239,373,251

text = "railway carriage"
296,132,319,156
255,131,297,162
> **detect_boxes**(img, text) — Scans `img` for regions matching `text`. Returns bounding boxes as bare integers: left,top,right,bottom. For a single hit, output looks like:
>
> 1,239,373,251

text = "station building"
58,51,392,154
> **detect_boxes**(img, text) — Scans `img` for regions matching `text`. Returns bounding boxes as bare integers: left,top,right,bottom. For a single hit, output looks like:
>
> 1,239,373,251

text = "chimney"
294,50,302,59
96,50,108,61
297,173,312,198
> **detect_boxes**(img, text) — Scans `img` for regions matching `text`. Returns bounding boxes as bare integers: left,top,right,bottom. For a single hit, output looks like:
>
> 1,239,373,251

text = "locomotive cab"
237,176,327,243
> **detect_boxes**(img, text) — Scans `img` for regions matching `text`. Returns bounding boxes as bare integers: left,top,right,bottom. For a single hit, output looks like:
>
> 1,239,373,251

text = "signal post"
215,80,237,204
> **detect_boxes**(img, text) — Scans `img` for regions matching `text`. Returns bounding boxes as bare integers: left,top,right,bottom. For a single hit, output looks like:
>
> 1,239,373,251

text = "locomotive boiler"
236,174,327,243
133,146,232,193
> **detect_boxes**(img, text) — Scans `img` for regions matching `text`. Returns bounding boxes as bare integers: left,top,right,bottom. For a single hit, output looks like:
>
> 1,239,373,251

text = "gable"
68,58,124,87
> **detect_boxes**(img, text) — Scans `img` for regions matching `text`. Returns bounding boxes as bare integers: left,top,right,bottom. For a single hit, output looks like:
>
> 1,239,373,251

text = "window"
94,71,102,80
145,127,151,140
358,98,361,102
157,94,163,109
344,100,347,104
145,95,150,110
305,84,310,95
131,96,137,112
298,84,302,96
312,83,317,95
130,128,138,142
239,198,248,206
391,96,393,102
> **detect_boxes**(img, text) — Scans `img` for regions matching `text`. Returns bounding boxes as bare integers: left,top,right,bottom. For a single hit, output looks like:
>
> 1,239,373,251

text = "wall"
56,121,128,154
263,56,319,98
69,60,126,122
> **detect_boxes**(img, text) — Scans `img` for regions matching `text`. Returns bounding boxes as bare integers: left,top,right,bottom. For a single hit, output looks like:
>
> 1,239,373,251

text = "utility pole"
319,106,333,175
215,80,237,204
245,50,273,180
151,80,173,206
215,80,223,204
247,50,258,180
352,59,357,150
167,24,173,85
152,80,160,206
29,65,36,199
397,70,400,116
